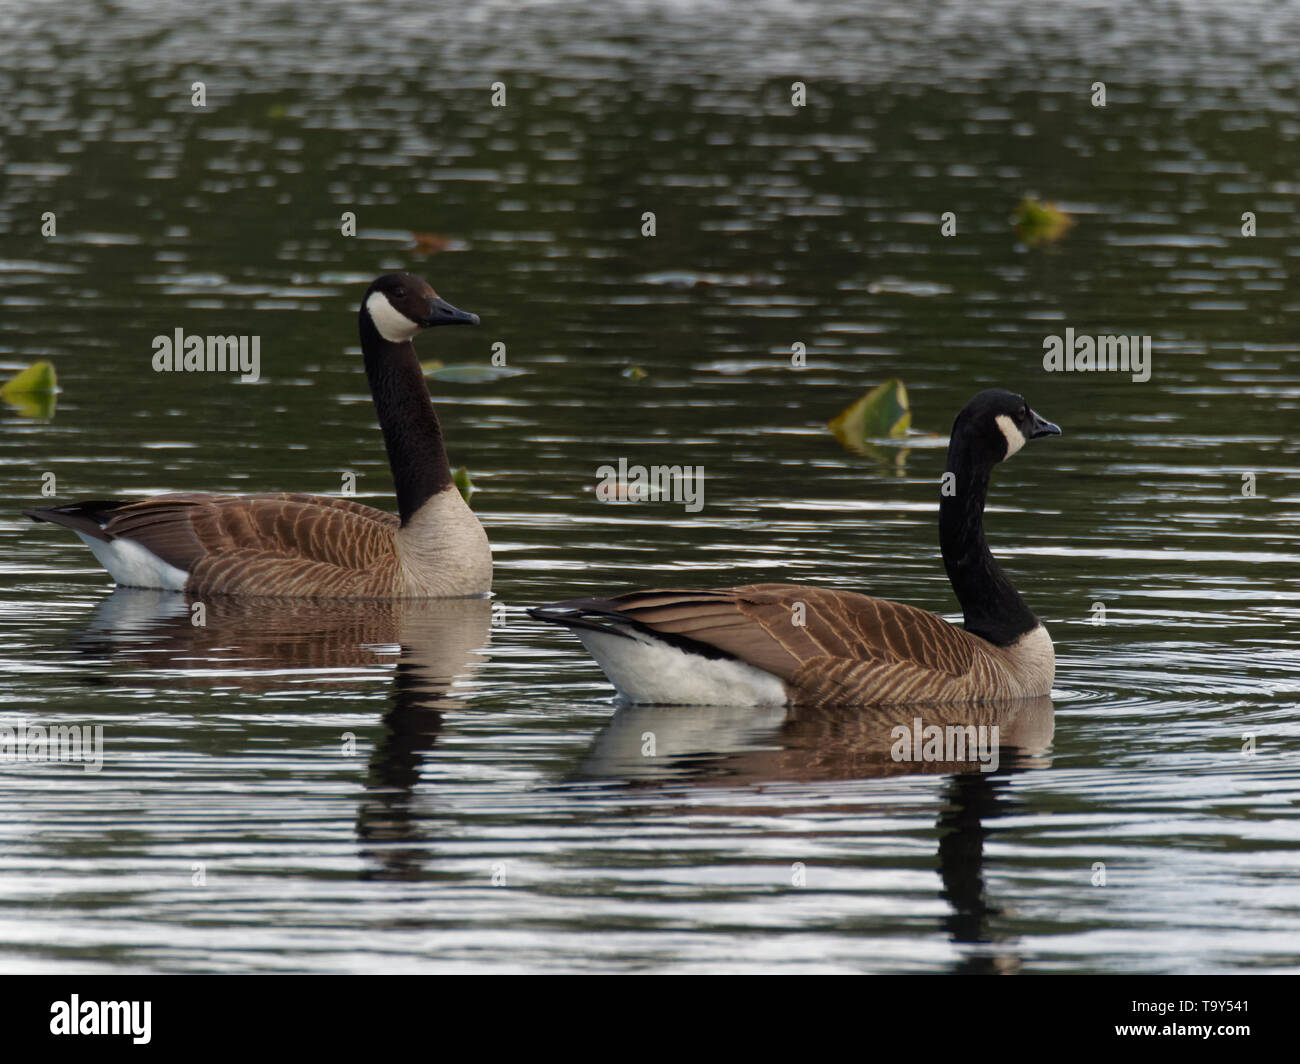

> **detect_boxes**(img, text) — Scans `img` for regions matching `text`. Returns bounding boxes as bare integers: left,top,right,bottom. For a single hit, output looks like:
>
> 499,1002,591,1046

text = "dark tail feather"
526,602,636,639
23,500,125,542
527,600,731,660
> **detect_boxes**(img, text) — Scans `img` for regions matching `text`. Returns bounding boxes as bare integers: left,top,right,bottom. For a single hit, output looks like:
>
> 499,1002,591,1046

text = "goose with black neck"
26,272,492,599
529,389,1061,706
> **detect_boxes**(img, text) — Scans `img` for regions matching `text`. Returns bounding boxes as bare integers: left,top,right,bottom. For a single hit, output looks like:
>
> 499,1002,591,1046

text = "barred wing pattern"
91,493,401,597
539,583,1048,705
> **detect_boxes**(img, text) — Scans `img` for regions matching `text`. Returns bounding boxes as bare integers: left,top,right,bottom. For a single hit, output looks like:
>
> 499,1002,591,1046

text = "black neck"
360,314,451,525
939,434,1038,646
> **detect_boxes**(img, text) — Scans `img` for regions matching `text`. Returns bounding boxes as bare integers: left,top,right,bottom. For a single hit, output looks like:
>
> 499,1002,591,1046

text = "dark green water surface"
0,0,1297,972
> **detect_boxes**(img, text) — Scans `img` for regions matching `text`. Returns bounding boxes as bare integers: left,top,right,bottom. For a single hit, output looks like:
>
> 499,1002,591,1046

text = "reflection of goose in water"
939,771,1023,974
68,589,492,881
573,696,1053,784
73,589,490,687
567,696,1052,973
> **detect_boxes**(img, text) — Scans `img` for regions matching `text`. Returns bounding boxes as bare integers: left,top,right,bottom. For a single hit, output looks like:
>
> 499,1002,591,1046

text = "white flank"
365,290,421,343
75,532,189,591
574,627,788,706
995,413,1026,459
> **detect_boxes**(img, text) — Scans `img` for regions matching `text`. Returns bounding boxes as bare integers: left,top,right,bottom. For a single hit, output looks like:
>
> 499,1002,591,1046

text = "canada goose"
25,273,492,598
528,389,1060,706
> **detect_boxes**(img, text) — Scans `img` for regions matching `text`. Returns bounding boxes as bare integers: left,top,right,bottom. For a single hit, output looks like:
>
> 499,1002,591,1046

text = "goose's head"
362,272,479,344
953,389,1061,464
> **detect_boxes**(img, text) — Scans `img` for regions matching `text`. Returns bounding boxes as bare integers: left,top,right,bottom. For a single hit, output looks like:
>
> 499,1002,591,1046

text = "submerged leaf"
1014,197,1073,246
452,466,474,504
409,231,451,254
828,378,911,451
3,391,56,418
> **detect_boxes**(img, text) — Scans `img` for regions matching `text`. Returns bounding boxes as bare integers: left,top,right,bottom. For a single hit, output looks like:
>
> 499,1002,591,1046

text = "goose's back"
105,492,403,597
552,582,1053,705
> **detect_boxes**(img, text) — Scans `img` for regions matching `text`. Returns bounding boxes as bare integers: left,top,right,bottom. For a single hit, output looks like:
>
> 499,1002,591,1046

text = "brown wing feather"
568,583,1004,704
102,493,401,596
596,584,972,673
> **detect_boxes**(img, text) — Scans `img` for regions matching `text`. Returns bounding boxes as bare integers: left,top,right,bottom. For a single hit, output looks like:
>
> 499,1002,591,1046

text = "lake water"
1,0,1298,973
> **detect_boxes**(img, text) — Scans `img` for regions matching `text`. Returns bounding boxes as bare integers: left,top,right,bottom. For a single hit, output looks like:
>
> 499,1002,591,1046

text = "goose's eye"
1019,406,1029,421
392,286,406,299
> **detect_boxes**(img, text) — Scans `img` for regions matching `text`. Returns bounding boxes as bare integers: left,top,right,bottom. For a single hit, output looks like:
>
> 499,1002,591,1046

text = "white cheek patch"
995,414,1027,459
365,291,422,343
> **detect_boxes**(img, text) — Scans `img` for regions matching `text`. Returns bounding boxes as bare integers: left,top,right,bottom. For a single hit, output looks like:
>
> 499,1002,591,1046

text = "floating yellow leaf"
1014,197,1073,246
1,360,57,395
828,378,911,452
1,361,58,418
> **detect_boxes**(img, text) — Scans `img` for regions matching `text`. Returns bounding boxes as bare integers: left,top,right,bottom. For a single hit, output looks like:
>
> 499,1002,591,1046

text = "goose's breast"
394,487,493,597
992,623,1055,697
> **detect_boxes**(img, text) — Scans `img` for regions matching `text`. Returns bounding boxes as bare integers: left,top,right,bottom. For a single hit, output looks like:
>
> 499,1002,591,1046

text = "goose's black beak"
1029,410,1061,438
423,296,479,327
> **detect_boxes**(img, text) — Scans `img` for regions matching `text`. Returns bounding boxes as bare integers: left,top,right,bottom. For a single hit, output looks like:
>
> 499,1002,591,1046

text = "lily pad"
1014,197,1073,246
452,466,474,504
1,361,58,418
426,364,525,383
828,378,911,450
2,360,57,395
